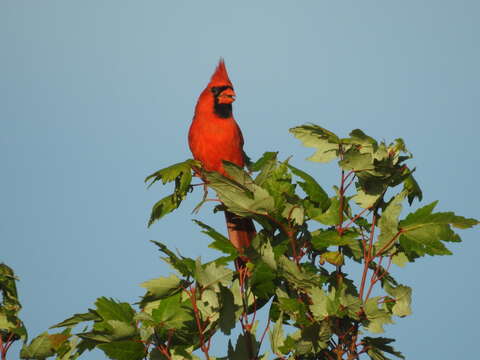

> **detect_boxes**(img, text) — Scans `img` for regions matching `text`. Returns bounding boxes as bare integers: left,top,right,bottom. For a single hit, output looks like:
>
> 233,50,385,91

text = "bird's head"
195,59,236,119
208,59,236,105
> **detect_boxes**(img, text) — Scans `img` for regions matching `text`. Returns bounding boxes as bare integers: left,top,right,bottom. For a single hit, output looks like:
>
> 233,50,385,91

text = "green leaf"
104,320,137,341
391,252,409,267
310,196,340,225
147,195,178,226
145,159,196,188
254,153,279,186
375,193,405,255
259,161,296,209
20,332,56,359
287,164,330,211
75,338,97,357
195,261,233,290
281,203,305,225
400,226,454,256
250,152,278,172
277,256,323,290
146,160,196,226
169,346,201,360
363,297,394,333
259,240,277,270
95,297,135,323
76,301,137,343
269,313,285,355
151,240,195,277
279,330,301,355
403,172,422,205
228,333,259,360
309,288,330,321
140,274,182,305
320,251,344,266
219,286,238,335
345,129,378,152
398,202,478,258
97,340,145,360
198,288,220,321
193,220,237,256
296,323,330,354
278,297,307,315
0,312,20,336
311,229,359,249
401,201,479,229
339,293,362,320
222,161,255,185
339,150,373,172
0,263,21,310
55,333,80,360
251,262,277,299
206,172,275,217
151,293,193,330
362,337,405,360
51,311,100,328
352,189,381,209
290,124,340,163
384,284,412,317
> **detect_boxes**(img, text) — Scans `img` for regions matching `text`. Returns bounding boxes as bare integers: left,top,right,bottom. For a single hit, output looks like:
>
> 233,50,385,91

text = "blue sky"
1,1,478,359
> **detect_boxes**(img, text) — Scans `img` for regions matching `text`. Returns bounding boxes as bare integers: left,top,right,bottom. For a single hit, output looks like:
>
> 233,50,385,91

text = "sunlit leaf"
290,124,340,163
98,340,145,360
363,337,405,360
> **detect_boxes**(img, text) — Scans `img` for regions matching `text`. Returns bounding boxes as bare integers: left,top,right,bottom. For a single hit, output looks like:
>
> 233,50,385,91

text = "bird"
188,59,256,254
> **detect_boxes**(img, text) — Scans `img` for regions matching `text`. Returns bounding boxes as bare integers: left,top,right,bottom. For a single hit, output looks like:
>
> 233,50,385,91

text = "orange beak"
217,88,236,104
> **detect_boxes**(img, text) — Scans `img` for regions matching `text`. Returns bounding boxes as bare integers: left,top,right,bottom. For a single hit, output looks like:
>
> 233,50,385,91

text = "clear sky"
1,1,478,359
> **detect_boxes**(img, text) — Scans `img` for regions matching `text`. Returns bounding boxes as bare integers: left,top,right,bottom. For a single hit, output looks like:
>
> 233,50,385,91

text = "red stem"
359,215,376,300
343,171,356,192
266,213,301,265
0,331,16,360
367,216,376,259
236,262,257,360
337,170,346,234
342,207,372,231
364,256,383,301
256,316,271,358
0,333,4,360
184,286,210,360
377,255,393,282
365,254,393,301
375,230,403,258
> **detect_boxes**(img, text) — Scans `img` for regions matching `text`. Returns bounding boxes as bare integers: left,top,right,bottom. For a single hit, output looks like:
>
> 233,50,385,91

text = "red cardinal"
188,59,256,253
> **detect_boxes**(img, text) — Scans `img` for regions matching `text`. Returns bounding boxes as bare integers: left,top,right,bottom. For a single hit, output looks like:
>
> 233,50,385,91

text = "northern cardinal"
188,59,256,253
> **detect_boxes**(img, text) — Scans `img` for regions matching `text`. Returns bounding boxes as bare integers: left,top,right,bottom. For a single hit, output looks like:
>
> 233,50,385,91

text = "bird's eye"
211,86,233,97
211,87,221,96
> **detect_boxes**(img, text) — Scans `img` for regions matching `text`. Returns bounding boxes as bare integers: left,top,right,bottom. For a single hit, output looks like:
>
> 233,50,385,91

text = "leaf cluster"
12,124,478,360
0,263,27,359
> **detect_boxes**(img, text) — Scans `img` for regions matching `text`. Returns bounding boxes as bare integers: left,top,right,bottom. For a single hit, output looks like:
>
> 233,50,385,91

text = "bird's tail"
224,211,256,254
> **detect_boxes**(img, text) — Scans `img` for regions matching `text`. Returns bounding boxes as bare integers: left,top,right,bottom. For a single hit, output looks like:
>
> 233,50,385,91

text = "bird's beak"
217,88,236,104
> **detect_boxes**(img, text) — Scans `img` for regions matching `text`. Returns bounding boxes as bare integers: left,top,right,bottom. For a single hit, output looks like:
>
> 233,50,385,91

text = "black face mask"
211,86,234,118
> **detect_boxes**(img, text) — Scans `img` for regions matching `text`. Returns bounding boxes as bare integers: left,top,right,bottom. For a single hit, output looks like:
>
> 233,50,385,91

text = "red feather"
188,60,255,252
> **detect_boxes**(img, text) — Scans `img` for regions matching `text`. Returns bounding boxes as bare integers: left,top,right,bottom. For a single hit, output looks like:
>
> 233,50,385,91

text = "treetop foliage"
3,124,477,360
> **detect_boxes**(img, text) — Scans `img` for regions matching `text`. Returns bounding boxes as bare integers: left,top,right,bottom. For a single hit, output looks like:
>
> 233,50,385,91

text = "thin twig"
375,230,403,258
256,316,272,359
184,286,210,360
359,214,376,300
343,171,357,192
342,207,372,231
338,170,346,234
264,214,300,264
364,256,384,301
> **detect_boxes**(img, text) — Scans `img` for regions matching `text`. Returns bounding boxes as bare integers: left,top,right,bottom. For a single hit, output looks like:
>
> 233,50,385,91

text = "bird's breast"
188,116,244,175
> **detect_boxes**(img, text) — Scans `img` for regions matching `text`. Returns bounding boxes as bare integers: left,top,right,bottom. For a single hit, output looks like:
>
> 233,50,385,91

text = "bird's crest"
208,58,233,87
